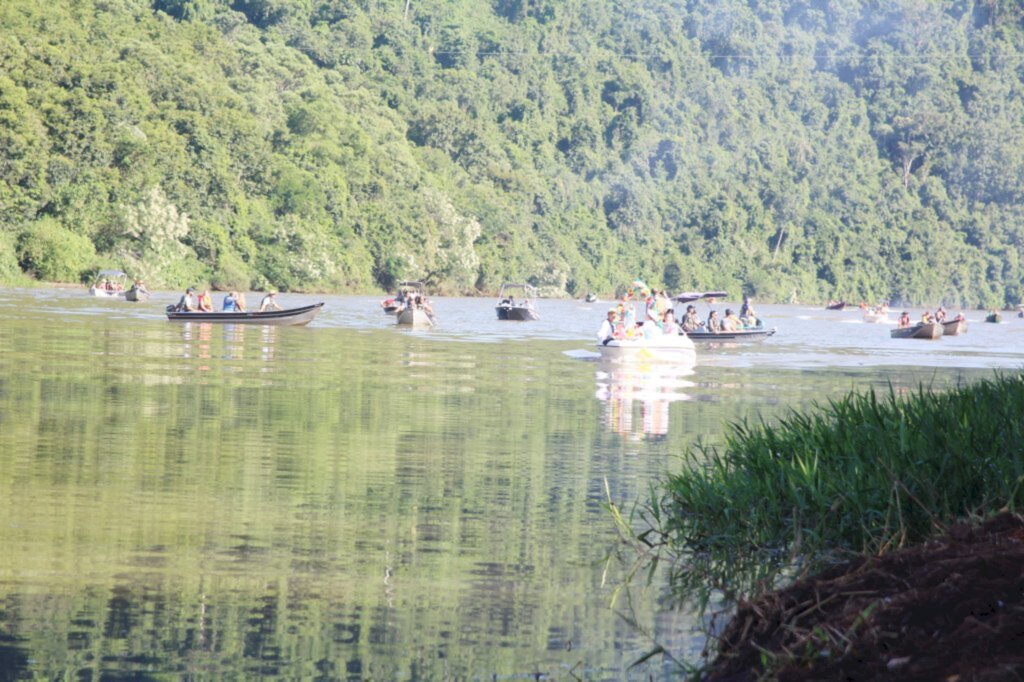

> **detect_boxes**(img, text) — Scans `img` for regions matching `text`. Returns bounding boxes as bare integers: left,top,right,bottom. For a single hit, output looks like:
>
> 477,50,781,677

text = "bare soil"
705,512,1024,681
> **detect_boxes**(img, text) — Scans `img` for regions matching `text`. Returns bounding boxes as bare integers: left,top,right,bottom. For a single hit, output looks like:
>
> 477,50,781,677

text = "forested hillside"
2,0,1023,306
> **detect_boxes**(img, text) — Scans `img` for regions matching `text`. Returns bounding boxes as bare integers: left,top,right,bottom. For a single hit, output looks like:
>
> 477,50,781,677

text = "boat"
89,269,129,298
598,281,697,364
125,281,150,302
862,306,890,323
890,323,943,339
985,311,1002,323
941,319,967,336
495,283,540,321
381,281,425,315
685,327,777,342
585,293,599,303
394,283,436,328
825,300,847,311
165,302,324,326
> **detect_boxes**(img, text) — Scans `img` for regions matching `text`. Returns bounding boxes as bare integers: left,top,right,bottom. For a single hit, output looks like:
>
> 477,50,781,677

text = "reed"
656,373,1024,566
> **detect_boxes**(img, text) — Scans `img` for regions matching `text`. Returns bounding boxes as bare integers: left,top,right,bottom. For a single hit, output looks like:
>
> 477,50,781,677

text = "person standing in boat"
935,307,947,323
740,296,755,319
259,291,283,312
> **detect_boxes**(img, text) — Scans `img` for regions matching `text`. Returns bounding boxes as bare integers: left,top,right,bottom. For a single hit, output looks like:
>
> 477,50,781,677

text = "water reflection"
595,359,695,441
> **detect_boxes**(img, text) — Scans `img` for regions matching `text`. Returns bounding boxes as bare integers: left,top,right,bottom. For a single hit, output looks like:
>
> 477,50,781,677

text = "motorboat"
495,283,540,321
89,269,128,298
597,281,697,364
941,319,967,336
165,302,324,326
393,282,435,328
890,322,943,339
825,300,847,310
381,281,424,315
862,306,890,323
585,293,599,303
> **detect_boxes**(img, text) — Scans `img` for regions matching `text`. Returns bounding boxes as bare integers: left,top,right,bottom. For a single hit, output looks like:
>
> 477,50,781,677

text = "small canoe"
891,323,943,339
684,328,777,342
165,302,323,326
941,320,967,336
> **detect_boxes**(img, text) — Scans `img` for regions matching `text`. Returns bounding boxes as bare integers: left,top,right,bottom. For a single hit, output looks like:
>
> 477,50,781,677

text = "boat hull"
685,328,777,342
165,303,324,326
941,320,967,336
891,323,943,339
396,308,434,328
89,287,125,299
496,305,539,321
597,334,697,364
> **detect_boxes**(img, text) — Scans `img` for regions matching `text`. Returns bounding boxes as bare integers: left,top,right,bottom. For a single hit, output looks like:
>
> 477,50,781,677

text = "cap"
186,287,195,293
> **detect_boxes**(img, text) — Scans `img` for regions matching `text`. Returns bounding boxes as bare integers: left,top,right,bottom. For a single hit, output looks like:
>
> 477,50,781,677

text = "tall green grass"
656,374,1024,568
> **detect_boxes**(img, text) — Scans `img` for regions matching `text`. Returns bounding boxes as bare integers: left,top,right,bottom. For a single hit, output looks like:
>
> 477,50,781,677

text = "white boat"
598,332,697,364
88,269,129,298
597,280,697,365
862,306,890,323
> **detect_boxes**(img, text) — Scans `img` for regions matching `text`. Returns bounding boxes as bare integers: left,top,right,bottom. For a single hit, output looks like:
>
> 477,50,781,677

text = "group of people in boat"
396,293,434,316
597,295,762,343
897,306,964,329
172,287,281,313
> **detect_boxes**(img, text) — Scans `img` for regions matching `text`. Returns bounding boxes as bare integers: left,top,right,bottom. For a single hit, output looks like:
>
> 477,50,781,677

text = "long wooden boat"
396,307,434,328
684,327,777,342
890,323,943,339
165,302,324,326
941,319,967,336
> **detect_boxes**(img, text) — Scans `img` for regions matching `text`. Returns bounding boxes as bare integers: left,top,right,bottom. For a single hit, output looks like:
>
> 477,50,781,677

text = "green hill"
2,0,1022,306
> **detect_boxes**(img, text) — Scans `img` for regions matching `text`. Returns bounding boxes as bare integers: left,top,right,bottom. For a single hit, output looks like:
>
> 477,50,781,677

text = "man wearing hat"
174,287,197,312
259,290,283,312
596,308,618,345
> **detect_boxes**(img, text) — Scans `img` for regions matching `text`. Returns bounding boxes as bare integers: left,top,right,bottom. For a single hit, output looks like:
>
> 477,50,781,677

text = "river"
1,288,1021,679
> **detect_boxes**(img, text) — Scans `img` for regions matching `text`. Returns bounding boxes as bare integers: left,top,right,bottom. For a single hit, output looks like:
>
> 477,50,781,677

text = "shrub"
17,219,96,282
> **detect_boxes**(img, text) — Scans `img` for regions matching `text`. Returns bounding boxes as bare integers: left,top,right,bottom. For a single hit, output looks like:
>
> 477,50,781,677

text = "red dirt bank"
705,513,1024,681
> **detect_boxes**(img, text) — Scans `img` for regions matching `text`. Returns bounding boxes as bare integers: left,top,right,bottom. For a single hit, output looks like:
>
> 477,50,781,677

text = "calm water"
1,288,1021,680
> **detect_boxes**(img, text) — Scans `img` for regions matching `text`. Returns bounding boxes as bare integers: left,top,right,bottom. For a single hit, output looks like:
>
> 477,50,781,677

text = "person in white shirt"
597,309,618,345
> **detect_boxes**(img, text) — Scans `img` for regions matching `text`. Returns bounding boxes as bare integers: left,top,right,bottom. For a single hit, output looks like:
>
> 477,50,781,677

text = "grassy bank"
651,374,1024,582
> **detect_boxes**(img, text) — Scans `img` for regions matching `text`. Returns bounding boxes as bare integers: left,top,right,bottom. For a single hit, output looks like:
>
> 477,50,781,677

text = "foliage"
16,218,97,283
1,0,1023,304
649,373,1024,598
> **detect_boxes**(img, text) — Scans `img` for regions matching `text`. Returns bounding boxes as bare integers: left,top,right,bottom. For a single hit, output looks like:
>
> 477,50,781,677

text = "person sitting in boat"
259,291,283,312
706,310,721,333
197,289,213,312
174,287,197,312
681,305,703,332
898,311,911,328
234,292,247,312
597,309,618,345
722,309,741,332
223,291,239,312
661,310,680,335
921,311,934,324
418,296,435,317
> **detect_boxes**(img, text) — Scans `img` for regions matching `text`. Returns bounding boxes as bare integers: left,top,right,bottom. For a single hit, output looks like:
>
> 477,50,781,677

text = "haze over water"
1,288,1021,679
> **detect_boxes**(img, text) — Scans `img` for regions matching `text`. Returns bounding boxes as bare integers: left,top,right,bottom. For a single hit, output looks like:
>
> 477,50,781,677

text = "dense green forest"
1,0,1023,306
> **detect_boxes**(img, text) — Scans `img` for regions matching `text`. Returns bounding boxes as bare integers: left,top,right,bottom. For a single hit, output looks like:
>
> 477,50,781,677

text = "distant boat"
89,269,128,298
584,293,599,303
825,300,847,311
165,302,324,326
862,306,890,323
381,281,425,315
985,311,1002,323
684,327,777,342
891,323,943,339
495,283,540,321
941,319,967,336
396,306,434,328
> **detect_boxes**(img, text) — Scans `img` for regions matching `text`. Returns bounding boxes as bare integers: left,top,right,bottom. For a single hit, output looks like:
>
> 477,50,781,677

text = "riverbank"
645,373,1024,677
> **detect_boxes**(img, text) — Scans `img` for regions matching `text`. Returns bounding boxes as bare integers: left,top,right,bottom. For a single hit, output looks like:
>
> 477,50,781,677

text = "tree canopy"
1,0,1022,307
